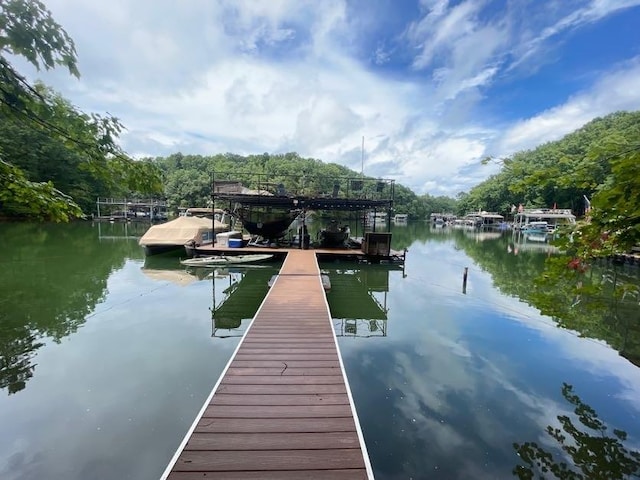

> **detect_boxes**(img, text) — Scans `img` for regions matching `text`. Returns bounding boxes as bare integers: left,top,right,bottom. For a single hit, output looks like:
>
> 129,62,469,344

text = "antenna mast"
361,136,364,177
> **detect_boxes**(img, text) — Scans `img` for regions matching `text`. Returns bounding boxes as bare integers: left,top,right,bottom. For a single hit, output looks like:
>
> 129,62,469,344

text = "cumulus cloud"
498,58,640,155
10,0,640,196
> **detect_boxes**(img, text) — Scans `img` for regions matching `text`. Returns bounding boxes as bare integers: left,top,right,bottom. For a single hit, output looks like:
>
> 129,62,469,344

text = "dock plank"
211,393,350,406
185,431,360,450
194,417,357,434
216,384,347,395
173,449,366,472
168,469,368,480
163,249,372,479
221,375,346,385
203,404,354,418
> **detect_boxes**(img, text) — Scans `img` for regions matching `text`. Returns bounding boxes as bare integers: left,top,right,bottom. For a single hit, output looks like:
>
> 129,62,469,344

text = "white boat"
180,254,273,267
521,221,549,234
514,208,575,231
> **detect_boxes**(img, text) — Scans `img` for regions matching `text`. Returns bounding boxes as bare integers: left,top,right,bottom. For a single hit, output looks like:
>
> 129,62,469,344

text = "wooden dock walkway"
161,249,373,479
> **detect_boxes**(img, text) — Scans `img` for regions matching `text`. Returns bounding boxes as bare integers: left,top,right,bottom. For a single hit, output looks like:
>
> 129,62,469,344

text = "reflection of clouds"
0,261,235,480
339,236,640,478
479,292,640,414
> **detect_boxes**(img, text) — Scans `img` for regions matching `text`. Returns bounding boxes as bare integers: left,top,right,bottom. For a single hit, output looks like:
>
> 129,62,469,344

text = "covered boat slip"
162,249,373,479
513,208,576,230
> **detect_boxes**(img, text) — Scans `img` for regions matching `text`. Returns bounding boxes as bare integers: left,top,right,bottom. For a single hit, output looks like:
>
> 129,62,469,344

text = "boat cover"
139,216,222,246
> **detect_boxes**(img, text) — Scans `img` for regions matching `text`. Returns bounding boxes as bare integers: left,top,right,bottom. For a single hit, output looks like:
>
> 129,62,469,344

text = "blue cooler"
228,238,243,248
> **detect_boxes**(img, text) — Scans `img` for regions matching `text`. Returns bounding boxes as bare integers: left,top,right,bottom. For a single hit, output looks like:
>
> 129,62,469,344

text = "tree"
0,158,82,221
0,0,162,220
462,111,640,220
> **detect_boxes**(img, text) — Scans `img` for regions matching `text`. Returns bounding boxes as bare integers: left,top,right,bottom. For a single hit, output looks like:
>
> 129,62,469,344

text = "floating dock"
161,249,374,479
192,244,406,265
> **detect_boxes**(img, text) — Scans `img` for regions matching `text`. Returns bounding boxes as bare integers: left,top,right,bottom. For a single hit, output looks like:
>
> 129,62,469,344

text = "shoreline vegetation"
2,0,639,260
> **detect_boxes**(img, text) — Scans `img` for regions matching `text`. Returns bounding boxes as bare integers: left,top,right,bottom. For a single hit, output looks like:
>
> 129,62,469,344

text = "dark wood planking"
233,354,339,361
221,375,346,385
202,404,354,418
165,250,371,479
226,367,343,376
185,431,360,450
168,468,368,480
173,449,366,472
231,360,340,368
234,348,339,355
211,393,349,406
216,384,347,395
195,417,357,434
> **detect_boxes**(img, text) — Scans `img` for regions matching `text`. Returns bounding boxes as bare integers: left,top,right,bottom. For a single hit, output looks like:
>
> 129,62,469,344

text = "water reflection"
509,229,559,254
323,264,403,338
2,221,639,479
513,383,640,479
338,223,640,479
0,222,143,395
142,255,212,286
210,266,279,337
0,222,240,480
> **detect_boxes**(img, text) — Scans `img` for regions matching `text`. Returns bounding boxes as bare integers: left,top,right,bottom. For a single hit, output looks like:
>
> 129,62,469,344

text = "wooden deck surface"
162,249,373,479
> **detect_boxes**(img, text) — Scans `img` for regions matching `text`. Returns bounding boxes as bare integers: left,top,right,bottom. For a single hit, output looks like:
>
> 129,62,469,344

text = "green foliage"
0,0,78,74
0,0,163,221
154,151,456,218
462,111,640,223
0,158,83,221
514,383,640,479
581,140,640,254
0,222,142,394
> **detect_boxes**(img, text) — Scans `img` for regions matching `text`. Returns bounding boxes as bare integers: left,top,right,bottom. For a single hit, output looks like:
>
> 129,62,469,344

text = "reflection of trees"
324,264,400,337
389,222,433,249
532,257,640,368
513,383,640,479
0,322,43,394
453,230,549,301
456,230,640,365
211,267,277,337
0,222,142,394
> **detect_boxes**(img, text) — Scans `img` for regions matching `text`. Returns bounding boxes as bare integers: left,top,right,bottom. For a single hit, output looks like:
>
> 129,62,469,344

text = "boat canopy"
139,216,221,247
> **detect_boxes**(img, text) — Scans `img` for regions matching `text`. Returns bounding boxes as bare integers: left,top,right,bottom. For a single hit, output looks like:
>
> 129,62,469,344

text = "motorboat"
521,221,549,234
318,221,350,247
139,215,227,256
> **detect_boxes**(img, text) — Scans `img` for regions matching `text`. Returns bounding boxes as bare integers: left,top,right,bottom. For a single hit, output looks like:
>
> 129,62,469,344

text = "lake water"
1,221,639,479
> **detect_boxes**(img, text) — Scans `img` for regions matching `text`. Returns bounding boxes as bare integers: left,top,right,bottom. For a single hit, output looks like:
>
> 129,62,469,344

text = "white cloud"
8,0,640,197
498,58,640,155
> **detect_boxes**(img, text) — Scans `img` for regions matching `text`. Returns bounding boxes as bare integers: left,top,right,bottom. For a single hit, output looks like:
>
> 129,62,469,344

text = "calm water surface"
1,221,639,479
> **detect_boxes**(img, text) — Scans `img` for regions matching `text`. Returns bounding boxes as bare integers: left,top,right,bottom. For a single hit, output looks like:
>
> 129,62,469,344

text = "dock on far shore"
161,249,374,479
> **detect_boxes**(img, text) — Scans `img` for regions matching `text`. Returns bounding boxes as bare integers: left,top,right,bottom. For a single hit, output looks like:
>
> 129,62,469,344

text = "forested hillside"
151,152,457,220
456,110,640,254
457,111,640,217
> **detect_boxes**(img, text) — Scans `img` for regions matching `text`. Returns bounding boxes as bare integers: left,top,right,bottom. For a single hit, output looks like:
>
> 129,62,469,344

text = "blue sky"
20,0,640,196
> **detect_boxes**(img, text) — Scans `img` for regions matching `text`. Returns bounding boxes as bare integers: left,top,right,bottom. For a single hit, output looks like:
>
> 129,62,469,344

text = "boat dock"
161,249,374,479
193,243,406,264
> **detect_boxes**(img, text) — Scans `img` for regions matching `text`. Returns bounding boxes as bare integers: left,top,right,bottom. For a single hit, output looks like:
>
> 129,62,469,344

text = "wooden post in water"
462,267,468,294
